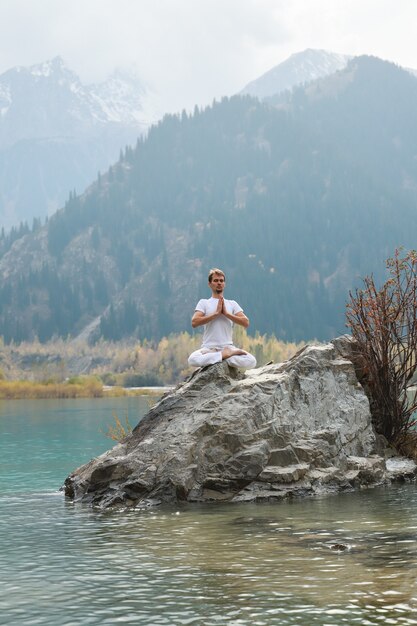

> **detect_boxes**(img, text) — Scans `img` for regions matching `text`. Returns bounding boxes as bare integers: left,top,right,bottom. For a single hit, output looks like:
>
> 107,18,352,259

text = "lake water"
1,398,417,625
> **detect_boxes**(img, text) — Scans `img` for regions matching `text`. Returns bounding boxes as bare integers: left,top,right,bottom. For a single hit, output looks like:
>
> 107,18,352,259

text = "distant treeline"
0,331,304,386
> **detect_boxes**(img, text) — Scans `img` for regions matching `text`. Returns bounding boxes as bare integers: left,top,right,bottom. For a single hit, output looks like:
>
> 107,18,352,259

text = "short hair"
208,268,225,283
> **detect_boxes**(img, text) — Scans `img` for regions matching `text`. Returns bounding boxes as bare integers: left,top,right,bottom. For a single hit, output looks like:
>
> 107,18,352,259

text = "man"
188,268,257,369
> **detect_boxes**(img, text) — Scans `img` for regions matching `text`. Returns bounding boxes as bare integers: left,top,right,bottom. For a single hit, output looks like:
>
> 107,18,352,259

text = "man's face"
209,273,225,296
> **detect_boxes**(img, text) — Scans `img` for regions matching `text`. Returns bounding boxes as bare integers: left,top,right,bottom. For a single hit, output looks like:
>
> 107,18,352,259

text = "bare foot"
221,346,247,360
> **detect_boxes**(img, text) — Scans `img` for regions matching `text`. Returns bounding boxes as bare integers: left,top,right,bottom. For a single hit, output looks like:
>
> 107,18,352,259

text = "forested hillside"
1,55,416,344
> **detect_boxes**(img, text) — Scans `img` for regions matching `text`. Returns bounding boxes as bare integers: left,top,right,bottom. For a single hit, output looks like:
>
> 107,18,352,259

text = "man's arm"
222,300,250,328
223,309,250,328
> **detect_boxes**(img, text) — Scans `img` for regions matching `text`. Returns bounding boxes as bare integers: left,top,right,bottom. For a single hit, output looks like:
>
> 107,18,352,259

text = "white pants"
188,346,257,369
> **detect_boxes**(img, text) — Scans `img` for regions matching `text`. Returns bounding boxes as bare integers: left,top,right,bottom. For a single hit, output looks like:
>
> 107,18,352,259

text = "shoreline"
0,381,171,400
104,385,173,393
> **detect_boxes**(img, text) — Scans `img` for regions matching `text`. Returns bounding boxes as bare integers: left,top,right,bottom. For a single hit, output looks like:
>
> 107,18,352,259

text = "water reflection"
2,486,417,625
1,398,417,624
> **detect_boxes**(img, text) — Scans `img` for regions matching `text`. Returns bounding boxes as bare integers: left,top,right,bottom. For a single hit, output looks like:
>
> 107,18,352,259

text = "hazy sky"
1,0,416,113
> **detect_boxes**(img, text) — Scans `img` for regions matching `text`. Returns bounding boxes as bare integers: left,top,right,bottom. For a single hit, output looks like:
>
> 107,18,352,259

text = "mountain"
240,49,352,99
240,48,417,101
1,55,417,344
0,57,161,229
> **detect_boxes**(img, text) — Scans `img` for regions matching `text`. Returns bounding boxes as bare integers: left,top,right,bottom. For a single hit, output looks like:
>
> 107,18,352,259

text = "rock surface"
64,336,417,508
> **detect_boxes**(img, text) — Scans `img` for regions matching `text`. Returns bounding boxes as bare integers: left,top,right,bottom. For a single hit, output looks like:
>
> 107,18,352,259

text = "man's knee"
188,350,201,367
241,353,256,369
245,353,257,369
226,352,257,369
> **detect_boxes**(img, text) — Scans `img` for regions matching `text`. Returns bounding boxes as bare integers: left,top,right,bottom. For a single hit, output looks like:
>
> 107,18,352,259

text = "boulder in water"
64,336,417,508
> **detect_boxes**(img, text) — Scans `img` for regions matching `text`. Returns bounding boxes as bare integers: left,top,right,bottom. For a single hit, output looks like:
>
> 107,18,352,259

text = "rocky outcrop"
64,336,417,508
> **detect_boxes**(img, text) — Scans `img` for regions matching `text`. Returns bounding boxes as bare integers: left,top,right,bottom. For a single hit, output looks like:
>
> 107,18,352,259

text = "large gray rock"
64,336,416,507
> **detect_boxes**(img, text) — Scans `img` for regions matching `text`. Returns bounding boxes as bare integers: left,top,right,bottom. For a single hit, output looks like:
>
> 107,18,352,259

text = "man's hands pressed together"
218,296,249,328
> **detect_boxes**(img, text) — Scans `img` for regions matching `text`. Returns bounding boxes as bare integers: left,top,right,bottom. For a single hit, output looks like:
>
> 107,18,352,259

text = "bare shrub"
346,249,417,444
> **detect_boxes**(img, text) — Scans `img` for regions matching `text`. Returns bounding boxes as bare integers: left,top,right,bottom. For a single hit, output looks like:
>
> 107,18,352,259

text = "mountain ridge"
240,49,352,99
1,55,417,344
0,57,162,229
240,48,417,100
0,56,161,143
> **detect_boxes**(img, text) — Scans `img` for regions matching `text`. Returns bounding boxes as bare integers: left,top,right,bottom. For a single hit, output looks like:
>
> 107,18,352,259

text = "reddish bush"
346,249,417,444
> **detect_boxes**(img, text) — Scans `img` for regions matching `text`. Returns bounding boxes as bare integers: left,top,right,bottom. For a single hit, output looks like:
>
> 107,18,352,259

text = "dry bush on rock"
346,249,417,445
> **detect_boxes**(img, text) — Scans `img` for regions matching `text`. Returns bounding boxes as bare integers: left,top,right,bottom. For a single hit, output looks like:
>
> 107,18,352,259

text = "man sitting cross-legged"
188,267,256,369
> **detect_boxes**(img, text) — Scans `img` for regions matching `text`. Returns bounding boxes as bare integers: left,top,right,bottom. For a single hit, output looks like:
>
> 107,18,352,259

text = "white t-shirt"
195,297,243,348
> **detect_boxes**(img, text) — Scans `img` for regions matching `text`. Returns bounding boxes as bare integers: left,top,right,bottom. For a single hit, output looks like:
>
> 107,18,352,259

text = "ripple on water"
2,485,417,625
2,397,417,625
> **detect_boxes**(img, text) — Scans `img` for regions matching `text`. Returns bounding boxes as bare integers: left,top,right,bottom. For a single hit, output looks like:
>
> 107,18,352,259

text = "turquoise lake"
1,397,417,625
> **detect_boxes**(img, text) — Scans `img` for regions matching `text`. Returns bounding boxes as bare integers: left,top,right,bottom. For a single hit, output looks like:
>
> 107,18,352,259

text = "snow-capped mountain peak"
0,57,161,147
241,49,352,100
90,66,161,127
0,57,163,229
6,56,80,87
29,56,68,78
